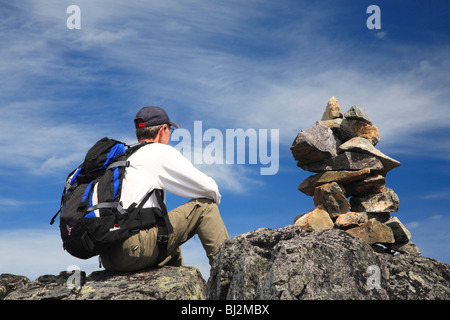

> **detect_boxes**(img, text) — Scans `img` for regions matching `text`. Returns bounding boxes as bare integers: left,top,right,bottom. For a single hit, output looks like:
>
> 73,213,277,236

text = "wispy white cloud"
196,163,265,194
0,197,53,208
406,215,450,264
0,228,100,281
79,29,137,48
406,221,420,229
420,190,450,200
0,227,211,281
1,1,449,185
0,100,99,176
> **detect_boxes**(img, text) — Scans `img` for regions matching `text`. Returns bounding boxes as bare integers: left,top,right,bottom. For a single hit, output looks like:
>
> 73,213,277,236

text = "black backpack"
50,137,173,261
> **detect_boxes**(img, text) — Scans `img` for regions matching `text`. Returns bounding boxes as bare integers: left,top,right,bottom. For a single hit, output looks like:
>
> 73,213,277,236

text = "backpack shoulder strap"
126,141,153,157
50,208,61,225
104,141,153,170
154,189,173,263
127,188,173,264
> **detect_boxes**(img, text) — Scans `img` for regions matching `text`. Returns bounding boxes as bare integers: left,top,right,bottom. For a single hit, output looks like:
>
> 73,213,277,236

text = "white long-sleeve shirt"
120,143,221,209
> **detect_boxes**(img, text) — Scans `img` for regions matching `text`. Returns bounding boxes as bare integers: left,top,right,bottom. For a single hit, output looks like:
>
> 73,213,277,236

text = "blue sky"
1,0,449,280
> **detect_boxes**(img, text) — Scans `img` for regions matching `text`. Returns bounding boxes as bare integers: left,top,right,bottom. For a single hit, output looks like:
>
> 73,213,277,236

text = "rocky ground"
207,226,450,300
2,266,206,300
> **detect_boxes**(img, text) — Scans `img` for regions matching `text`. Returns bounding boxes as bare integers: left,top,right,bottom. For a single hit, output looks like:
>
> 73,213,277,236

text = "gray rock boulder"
343,173,386,197
320,96,343,120
338,137,401,174
378,253,450,300
298,168,371,196
350,187,400,213
313,182,350,217
344,105,372,124
207,226,450,300
299,151,384,173
0,274,30,300
290,125,341,165
3,266,206,300
338,119,380,146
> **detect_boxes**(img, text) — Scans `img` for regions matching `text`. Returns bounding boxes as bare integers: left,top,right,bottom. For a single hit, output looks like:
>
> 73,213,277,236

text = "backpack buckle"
157,234,169,243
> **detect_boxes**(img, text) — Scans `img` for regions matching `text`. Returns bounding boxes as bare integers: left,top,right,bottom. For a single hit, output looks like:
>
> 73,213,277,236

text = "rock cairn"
291,97,419,255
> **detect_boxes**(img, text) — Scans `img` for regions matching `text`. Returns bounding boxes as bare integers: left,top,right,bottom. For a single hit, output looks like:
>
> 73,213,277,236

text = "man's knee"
195,198,220,213
195,198,216,205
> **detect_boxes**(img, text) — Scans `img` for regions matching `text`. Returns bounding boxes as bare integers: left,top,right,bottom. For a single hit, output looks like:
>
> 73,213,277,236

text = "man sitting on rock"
100,106,229,271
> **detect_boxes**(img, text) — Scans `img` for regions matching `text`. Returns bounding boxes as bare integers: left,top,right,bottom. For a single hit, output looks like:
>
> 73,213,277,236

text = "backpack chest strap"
86,202,126,215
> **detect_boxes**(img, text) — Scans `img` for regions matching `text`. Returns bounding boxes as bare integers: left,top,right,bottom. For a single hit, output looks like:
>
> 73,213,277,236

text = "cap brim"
169,121,179,129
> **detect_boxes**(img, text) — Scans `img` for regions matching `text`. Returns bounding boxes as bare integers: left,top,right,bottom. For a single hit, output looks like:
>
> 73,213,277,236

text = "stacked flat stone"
291,97,420,255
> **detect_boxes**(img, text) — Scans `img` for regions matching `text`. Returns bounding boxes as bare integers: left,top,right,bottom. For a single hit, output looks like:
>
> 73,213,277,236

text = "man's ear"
159,125,166,136
155,125,165,142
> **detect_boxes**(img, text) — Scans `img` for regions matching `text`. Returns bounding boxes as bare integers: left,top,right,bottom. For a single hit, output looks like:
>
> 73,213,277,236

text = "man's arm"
156,145,221,204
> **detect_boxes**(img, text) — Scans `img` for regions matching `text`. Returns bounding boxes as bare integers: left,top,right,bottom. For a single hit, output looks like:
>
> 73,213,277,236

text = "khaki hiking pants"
100,198,229,272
